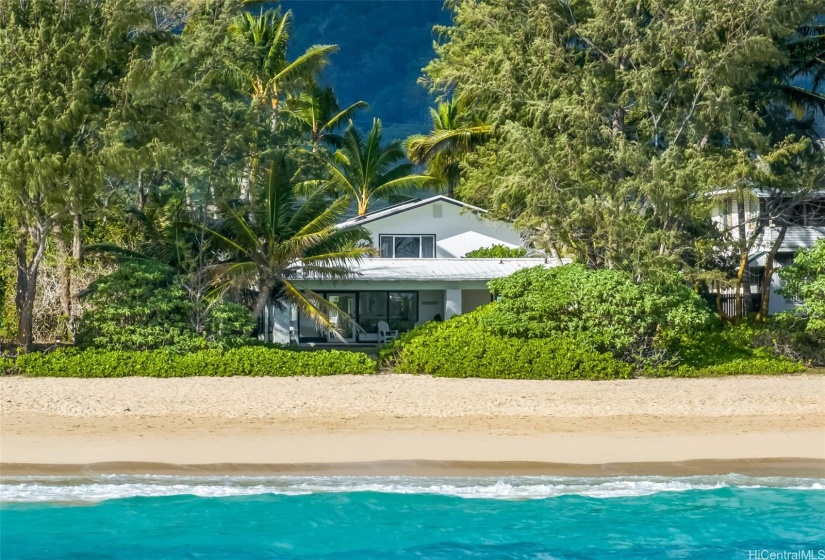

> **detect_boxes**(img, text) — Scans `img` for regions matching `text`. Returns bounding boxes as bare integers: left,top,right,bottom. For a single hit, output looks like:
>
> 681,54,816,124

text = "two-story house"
712,189,825,314
263,195,566,344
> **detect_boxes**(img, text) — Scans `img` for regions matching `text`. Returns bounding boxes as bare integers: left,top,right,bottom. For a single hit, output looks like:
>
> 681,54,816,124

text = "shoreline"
2,458,825,478
2,375,823,477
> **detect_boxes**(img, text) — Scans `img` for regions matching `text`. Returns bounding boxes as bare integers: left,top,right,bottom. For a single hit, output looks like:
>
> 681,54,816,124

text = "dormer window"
379,235,435,258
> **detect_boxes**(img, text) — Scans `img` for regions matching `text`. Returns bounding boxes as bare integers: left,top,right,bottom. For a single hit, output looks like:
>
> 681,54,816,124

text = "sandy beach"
1,374,824,475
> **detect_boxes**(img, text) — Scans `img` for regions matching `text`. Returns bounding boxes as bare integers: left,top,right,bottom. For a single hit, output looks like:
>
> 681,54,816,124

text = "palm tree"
205,154,373,330
758,22,825,140
326,118,434,215
778,22,825,119
406,98,491,196
227,7,337,130
284,84,368,148
227,7,337,199
86,186,201,274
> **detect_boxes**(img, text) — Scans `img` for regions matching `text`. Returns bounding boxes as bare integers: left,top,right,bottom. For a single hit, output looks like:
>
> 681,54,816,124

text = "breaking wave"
1,474,822,503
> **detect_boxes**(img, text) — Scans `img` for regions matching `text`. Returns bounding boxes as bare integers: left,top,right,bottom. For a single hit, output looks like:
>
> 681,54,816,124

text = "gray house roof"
302,258,567,282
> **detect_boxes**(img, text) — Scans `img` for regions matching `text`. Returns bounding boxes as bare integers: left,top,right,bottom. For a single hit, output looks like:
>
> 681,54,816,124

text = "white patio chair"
377,321,399,344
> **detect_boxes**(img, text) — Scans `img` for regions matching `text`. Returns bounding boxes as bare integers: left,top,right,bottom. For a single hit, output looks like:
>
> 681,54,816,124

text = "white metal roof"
301,258,568,282
337,195,491,229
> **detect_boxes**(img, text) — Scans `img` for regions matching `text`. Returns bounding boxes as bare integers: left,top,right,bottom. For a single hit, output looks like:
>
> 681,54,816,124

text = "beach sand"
1,374,824,476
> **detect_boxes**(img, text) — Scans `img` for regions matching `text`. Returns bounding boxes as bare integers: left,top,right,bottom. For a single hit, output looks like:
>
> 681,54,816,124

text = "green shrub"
15,346,377,377
751,314,825,366
388,311,633,380
656,325,805,377
383,288,805,379
76,262,254,352
486,264,713,364
0,356,15,375
778,239,825,342
644,357,806,377
465,245,528,258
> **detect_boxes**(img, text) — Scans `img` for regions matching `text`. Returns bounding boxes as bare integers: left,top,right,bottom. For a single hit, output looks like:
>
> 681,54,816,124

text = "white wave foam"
1,474,823,503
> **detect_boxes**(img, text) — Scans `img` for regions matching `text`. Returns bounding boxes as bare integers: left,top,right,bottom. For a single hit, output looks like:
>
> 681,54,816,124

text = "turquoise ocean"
1,474,824,559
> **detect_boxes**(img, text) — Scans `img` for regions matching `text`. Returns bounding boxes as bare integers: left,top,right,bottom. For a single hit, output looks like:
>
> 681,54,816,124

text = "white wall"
767,259,803,315
363,201,522,257
711,193,760,241
266,304,292,345
418,289,445,324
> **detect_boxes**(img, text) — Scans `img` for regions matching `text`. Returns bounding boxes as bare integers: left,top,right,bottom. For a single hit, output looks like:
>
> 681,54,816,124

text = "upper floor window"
379,235,435,258
765,199,825,227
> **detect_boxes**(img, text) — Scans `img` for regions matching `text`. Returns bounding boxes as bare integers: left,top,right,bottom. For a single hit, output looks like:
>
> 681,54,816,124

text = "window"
378,235,435,258
769,199,825,227
722,197,733,230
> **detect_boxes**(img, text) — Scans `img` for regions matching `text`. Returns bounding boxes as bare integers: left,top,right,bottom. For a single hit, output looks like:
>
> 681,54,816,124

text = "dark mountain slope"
279,0,449,140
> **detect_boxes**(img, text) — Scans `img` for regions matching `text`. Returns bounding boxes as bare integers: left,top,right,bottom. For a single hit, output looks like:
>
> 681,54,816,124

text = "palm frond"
407,125,492,164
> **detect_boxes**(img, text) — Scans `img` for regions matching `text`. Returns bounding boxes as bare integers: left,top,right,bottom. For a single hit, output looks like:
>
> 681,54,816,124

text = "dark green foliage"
778,239,825,339
383,266,806,378
486,265,713,364
406,97,491,196
388,310,633,380
751,314,825,367
13,346,376,377
76,261,253,351
424,0,822,282
653,326,805,377
0,356,14,375
464,245,527,259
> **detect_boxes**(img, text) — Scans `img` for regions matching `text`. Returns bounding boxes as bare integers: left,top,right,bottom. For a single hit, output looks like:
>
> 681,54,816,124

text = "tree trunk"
137,170,146,212
270,97,279,133
72,213,82,261
53,212,83,340
253,282,272,319
240,157,254,200
15,224,48,352
736,191,753,316
70,212,82,331
54,223,73,323
755,224,788,323
612,107,626,135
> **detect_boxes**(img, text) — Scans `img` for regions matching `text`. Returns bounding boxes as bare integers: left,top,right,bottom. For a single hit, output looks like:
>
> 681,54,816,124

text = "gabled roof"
337,195,491,229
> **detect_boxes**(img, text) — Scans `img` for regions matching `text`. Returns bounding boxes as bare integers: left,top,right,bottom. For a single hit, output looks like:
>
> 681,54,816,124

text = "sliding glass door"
327,293,356,342
358,292,389,333
358,291,418,332
297,291,419,342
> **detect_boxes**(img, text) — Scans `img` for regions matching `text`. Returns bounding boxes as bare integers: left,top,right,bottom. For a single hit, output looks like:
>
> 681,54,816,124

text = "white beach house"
264,195,566,344
711,189,825,315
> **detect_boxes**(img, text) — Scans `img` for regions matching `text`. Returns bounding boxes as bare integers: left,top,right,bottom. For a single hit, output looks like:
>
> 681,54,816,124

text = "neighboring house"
264,195,566,344
711,189,825,314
